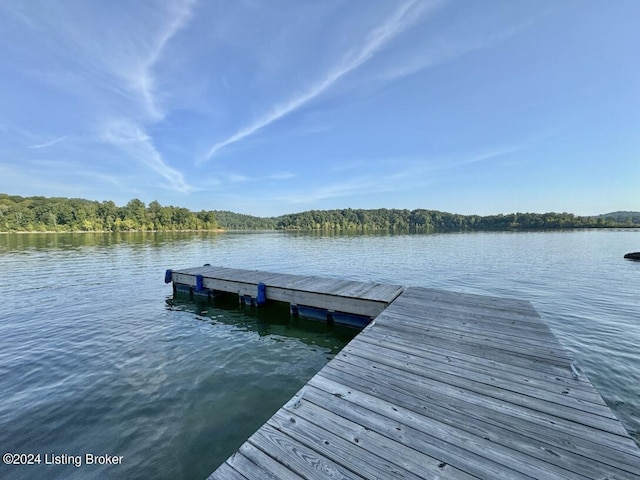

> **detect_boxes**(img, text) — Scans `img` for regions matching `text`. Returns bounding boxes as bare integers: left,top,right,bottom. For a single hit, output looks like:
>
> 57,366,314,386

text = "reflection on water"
168,291,358,354
0,232,358,480
0,229,638,480
0,230,226,251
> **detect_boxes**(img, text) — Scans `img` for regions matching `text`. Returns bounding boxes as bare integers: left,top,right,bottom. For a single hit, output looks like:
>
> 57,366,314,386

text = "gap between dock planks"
198,274,640,479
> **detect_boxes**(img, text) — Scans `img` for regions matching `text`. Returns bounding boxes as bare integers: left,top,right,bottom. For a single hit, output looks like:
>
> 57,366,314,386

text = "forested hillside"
274,208,627,231
597,211,640,225
212,211,277,230
0,194,218,232
0,194,636,232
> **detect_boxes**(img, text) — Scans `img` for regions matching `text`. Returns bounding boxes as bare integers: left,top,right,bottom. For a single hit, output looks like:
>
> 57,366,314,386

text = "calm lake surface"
0,230,638,479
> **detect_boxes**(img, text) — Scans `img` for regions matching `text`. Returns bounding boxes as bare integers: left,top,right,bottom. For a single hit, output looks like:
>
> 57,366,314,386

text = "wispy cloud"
268,172,296,180
100,120,193,193
78,2,197,193
5,0,198,193
384,146,526,178
378,9,549,82
281,175,401,204
215,171,295,185
130,0,197,120
203,0,440,162
284,145,525,204
27,159,124,187
226,173,250,183
459,146,525,166
27,135,67,149
0,160,124,196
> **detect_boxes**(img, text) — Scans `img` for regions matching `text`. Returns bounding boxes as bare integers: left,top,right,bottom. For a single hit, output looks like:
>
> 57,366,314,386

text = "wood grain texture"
193,274,640,479
171,266,404,318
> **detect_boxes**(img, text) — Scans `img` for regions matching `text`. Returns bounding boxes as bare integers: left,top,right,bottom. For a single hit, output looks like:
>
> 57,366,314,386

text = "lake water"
0,230,638,479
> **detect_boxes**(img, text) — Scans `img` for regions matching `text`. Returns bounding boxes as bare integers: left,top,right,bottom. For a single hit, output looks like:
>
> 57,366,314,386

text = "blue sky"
0,0,638,216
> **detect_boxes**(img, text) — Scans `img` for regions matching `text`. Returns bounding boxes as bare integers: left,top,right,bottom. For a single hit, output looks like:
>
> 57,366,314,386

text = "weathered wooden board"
379,310,573,360
344,338,607,406
351,330,596,389
201,279,640,480
311,364,640,475
170,266,404,318
318,360,636,477
277,399,477,480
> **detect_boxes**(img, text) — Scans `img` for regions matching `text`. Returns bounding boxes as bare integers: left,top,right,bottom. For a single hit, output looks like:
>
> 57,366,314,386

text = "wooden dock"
167,267,640,479
168,266,404,321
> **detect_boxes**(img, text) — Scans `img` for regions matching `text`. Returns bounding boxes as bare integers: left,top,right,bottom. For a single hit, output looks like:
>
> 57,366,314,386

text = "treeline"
274,208,638,231
213,211,277,230
0,194,218,232
1,194,638,233
597,211,640,224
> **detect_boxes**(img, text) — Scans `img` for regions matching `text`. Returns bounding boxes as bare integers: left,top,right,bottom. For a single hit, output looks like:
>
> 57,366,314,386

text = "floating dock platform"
167,265,404,327
166,266,640,479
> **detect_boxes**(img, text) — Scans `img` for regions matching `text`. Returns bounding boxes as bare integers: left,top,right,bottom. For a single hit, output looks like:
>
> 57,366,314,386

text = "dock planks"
170,266,404,319
189,271,640,479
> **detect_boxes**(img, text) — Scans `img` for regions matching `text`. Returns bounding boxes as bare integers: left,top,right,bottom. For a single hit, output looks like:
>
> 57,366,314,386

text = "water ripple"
0,230,638,479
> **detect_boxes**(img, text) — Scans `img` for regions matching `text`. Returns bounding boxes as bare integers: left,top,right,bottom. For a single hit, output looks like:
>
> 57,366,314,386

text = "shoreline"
0,229,227,234
1,226,639,235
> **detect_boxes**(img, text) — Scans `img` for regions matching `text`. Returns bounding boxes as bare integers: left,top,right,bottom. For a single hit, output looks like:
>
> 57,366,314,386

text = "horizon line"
0,192,635,219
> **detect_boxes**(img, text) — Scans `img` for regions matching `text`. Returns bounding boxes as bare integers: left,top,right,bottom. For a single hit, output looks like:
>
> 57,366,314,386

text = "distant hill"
1,193,638,232
597,211,640,225
213,211,277,230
